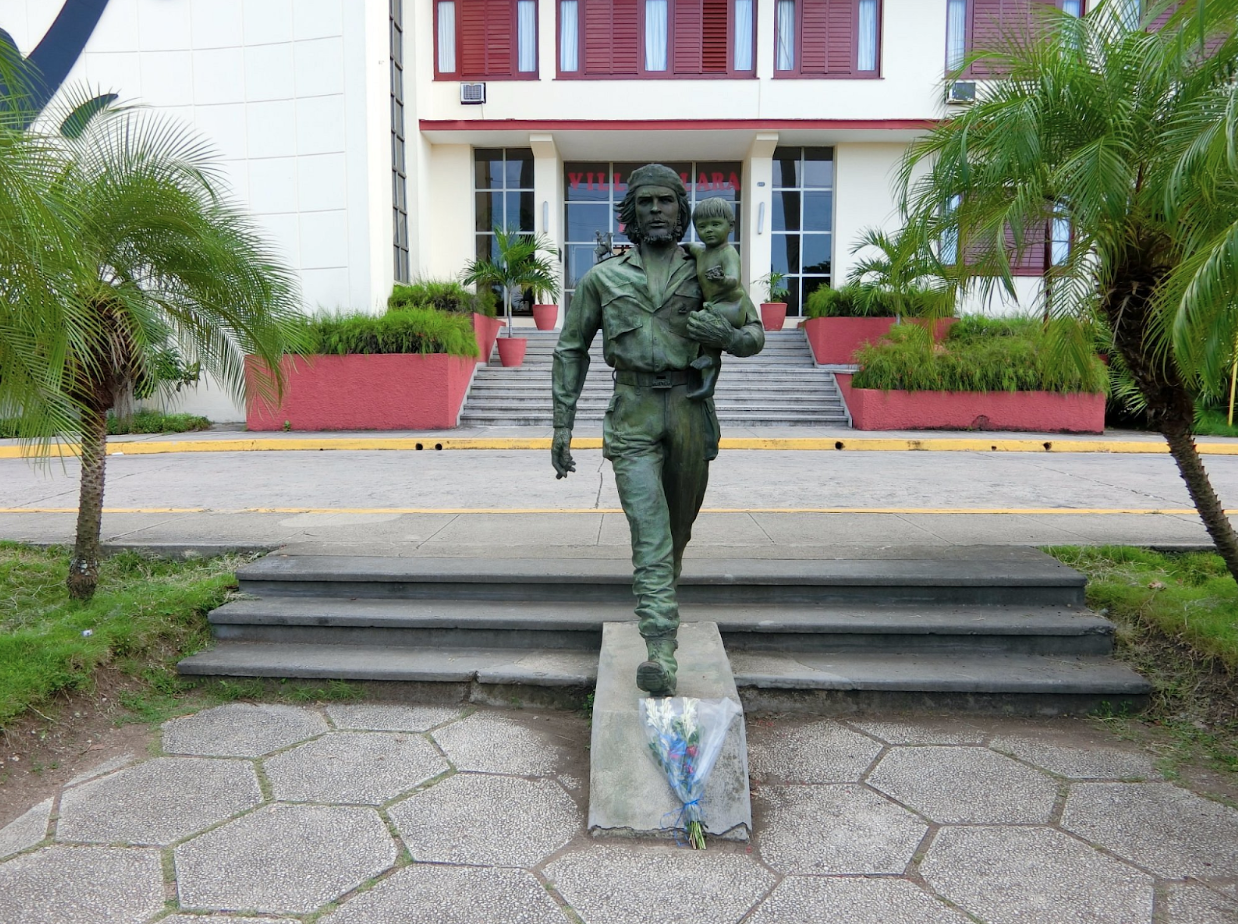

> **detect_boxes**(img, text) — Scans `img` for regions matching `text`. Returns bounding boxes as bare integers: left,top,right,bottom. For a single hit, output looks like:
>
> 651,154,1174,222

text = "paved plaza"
2,702,1236,923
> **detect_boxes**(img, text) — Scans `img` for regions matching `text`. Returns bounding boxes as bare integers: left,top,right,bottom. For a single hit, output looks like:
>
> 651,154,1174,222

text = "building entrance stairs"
458,330,850,428
178,548,1151,715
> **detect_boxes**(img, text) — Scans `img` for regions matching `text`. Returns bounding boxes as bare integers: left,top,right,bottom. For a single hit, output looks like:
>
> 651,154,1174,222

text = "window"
947,1,1086,76
436,0,538,79
770,147,833,316
774,0,882,77
391,0,409,282
559,0,756,76
475,148,536,305
562,161,742,311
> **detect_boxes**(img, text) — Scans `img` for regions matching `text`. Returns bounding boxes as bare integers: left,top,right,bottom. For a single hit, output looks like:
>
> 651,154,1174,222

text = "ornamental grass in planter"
389,278,501,361
802,284,899,365
840,318,1108,433
246,309,481,431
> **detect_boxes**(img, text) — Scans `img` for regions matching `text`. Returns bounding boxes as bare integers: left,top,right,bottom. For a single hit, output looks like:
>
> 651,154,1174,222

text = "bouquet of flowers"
639,696,741,849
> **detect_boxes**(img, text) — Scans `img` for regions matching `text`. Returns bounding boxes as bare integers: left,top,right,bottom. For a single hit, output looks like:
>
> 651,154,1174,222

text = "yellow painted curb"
1,435,1236,458
0,506,1225,516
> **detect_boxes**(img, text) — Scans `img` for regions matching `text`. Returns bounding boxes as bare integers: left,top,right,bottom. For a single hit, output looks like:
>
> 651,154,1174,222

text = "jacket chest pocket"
601,294,647,346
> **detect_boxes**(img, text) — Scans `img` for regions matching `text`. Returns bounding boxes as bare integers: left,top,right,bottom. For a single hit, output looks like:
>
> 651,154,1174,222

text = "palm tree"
846,227,956,323
1,86,306,600
893,0,1238,580
461,227,560,336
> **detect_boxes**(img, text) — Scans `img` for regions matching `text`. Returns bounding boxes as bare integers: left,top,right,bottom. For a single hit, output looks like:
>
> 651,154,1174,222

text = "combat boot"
636,637,678,696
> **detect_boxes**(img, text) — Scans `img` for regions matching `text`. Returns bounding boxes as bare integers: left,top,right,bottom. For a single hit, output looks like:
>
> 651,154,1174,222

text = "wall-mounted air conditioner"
947,81,976,105
460,82,486,105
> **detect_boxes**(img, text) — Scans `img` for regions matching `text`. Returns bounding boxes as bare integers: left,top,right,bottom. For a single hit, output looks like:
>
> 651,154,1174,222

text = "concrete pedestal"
588,622,751,841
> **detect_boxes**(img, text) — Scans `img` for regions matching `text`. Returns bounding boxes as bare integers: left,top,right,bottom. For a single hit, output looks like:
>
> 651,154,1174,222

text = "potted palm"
758,271,789,331
461,227,561,367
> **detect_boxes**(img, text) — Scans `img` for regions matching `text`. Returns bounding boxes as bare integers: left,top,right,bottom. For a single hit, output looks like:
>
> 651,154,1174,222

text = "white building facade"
1,0,1078,418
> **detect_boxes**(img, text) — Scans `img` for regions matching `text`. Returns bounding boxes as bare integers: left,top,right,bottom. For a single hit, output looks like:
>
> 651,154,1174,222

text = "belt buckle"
650,372,672,389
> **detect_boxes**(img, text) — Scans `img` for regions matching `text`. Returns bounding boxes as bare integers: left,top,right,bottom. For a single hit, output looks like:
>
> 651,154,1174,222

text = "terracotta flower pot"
760,302,787,332
532,304,558,331
496,335,528,367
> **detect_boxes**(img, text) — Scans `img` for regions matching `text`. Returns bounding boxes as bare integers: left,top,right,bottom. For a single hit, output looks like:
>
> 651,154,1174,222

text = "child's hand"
705,265,725,280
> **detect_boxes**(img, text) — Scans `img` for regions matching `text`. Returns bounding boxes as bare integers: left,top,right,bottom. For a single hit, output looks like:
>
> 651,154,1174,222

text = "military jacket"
551,245,764,429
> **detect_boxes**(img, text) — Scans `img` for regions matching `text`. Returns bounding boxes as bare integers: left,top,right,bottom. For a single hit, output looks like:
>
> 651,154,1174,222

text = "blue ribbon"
661,797,703,847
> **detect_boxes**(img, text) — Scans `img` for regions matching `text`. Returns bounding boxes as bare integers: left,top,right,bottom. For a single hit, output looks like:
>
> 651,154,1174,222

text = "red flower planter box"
246,353,476,431
833,374,1104,433
804,317,897,365
472,313,502,363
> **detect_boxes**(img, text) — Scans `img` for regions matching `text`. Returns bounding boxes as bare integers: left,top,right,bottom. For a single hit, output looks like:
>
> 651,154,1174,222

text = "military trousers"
602,379,720,642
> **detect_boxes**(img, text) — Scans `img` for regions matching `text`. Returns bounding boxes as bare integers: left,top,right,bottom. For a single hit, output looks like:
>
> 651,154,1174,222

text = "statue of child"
685,197,746,401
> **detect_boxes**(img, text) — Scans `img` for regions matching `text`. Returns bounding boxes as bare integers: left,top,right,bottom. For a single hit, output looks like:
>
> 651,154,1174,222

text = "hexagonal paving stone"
990,734,1154,780
747,719,883,783
162,703,328,757
390,773,580,867
327,703,464,732
323,865,568,923
160,917,299,924
65,753,138,787
1062,782,1238,878
56,757,262,846
755,784,926,875
0,799,50,859
175,803,397,914
1163,883,1238,924
432,712,562,776
868,746,1057,823
920,826,1154,924
748,876,971,924
265,731,448,804
849,719,986,745
0,846,163,924
545,843,776,924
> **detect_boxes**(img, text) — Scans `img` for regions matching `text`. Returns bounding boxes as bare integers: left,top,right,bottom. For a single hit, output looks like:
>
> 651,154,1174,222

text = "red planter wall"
834,374,1105,434
246,354,476,431
472,313,502,363
804,317,897,365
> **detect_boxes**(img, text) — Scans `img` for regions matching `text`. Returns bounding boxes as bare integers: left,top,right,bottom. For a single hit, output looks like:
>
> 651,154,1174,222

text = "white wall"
834,142,906,284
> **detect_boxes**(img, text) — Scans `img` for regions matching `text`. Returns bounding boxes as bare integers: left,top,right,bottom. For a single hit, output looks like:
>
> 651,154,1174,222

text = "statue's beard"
640,224,676,244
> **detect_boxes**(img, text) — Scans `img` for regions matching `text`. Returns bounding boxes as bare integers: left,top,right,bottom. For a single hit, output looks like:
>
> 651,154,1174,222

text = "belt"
613,369,692,389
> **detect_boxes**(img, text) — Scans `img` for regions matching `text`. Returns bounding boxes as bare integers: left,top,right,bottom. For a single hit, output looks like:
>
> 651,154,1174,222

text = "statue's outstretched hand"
687,309,736,350
552,427,576,479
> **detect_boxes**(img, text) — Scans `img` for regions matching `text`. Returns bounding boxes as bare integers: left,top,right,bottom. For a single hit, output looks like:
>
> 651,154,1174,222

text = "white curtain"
437,0,456,72
1062,0,1082,15
1051,216,1071,265
857,0,878,71
941,195,962,264
776,0,796,70
518,0,537,71
734,0,754,71
1117,0,1141,30
945,0,967,71
645,0,668,70
560,0,579,70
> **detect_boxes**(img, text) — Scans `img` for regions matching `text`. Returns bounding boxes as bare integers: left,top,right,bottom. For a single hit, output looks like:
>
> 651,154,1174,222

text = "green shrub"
108,411,211,435
303,308,480,358
851,318,1108,394
804,283,941,319
388,279,497,317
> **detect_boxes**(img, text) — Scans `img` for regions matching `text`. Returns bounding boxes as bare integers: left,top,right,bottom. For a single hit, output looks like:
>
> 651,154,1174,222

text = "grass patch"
298,308,480,358
0,543,247,730
1047,545,1238,774
852,316,1108,394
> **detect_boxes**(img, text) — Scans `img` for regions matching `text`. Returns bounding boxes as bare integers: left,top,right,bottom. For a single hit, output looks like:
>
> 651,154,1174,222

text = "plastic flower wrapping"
639,696,741,849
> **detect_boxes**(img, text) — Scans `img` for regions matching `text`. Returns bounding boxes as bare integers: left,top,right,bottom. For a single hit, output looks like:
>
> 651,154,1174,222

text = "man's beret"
627,163,687,195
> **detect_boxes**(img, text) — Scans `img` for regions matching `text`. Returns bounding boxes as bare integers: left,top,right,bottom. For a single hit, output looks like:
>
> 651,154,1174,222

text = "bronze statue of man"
551,164,765,695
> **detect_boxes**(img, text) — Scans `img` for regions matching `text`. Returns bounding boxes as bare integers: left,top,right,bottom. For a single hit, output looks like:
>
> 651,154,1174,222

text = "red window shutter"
1006,220,1049,275
459,0,513,77
701,0,730,72
583,0,639,75
674,0,704,74
826,0,855,74
800,0,830,72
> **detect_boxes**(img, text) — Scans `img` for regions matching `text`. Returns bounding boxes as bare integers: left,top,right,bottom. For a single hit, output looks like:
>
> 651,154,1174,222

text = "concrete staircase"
458,329,850,428
178,549,1151,714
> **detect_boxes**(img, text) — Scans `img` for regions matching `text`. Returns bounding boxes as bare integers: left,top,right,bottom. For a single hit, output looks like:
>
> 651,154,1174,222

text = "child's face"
694,216,732,247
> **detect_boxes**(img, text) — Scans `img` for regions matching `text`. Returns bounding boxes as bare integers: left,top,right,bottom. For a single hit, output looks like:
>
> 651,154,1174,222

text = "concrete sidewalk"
2,703,1235,923
2,438,1236,552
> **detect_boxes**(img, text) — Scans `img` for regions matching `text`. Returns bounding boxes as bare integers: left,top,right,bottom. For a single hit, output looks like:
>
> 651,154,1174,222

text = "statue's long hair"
617,183,692,245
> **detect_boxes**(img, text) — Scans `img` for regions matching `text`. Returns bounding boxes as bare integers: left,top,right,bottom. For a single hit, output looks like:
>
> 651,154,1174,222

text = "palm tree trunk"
67,404,108,601
1161,414,1238,579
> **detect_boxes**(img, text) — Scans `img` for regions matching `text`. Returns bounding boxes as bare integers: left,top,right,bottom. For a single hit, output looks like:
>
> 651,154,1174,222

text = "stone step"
234,554,1087,608
457,415,852,427
176,642,1149,713
460,400,844,412
207,598,1117,656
